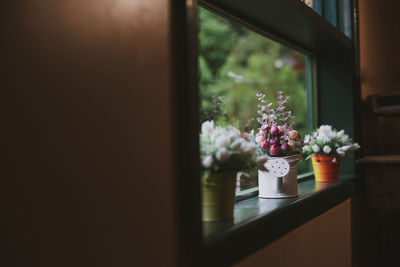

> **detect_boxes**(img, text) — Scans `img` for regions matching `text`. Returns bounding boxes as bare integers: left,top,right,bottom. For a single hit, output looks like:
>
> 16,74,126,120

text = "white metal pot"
258,154,302,198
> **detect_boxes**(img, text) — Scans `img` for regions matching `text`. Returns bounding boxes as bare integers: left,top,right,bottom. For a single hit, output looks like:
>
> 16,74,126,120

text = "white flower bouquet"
200,120,257,177
302,125,360,159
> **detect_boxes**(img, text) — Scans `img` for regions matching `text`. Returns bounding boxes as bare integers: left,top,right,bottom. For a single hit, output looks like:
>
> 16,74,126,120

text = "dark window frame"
172,0,361,266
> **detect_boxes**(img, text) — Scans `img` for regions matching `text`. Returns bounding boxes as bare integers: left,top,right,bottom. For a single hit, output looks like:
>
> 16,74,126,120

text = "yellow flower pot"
201,172,236,222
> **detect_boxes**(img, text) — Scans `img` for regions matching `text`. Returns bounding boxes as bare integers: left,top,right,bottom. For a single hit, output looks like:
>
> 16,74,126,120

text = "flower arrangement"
249,91,303,157
200,120,257,177
302,125,360,159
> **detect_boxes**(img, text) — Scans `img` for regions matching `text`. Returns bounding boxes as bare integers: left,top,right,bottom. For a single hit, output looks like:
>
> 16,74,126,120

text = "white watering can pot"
258,154,302,198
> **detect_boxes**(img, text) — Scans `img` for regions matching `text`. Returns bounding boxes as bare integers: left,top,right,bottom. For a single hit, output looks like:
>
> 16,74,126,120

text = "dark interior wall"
359,0,400,155
352,2,400,267
1,1,177,266
359,0,400,100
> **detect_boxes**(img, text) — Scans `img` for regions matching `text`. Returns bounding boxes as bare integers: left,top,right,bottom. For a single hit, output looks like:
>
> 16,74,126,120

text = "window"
301,0,352,37
176,0,358,265
198,6,314,193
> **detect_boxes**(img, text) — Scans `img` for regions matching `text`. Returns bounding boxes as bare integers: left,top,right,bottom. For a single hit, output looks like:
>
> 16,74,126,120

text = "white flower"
336,148,346,157
215,135,230,148
352,143,361,150
318,133,332,142
339,145,351,153
227,125,241,136
200,123,258,172
341,134,350,143
312,144,320,153
303,145,310,152
318,125,336,142
338,143,360,155
319,125,333,134
201,120,214,135
336,143,360,156
255,133,265,144
231,139,243,150
304,125,360,158
323,145,332,154
242,142,257,155
216,147,231,161
240,140,251,152
304,134,311,143
202,155,213,168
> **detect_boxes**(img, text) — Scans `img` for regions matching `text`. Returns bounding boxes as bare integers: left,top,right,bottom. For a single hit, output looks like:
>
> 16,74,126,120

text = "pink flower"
261,124,270,133
270,144,280,155
270,126,279,135
288,140,296,148
261,140,270,150
269,137,279,145
277,126,286,135
281,143,290,152
288,130,299,140
255,133,265,144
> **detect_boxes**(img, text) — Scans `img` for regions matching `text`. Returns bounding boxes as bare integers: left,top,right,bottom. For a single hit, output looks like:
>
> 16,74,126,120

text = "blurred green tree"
198,7,310,174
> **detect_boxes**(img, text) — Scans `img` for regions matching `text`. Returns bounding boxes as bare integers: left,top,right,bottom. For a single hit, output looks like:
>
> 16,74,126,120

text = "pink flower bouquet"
249,91,303,157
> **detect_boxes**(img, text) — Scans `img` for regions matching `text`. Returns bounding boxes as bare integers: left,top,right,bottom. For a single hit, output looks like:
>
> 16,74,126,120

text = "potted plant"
249,92,303,198
200,120,257,222
303,125,360,182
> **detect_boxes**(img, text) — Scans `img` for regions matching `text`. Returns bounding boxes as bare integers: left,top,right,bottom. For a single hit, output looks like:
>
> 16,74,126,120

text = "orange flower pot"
311,155,340,182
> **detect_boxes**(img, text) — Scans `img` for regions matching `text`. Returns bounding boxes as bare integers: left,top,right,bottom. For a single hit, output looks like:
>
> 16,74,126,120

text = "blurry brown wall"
356,4,400,267
1,1,177,266
359,0,400,155
359,0,400,100
234,200,352,267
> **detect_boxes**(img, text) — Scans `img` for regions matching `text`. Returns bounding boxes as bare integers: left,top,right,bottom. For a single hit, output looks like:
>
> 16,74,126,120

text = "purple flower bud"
281,143,290,152
270,144,280,155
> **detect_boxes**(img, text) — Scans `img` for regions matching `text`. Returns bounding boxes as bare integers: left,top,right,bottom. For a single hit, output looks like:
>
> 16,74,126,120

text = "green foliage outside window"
198,7,310,179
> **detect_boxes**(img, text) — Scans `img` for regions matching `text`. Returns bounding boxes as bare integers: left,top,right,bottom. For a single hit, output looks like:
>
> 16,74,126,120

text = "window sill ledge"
202,175,359,266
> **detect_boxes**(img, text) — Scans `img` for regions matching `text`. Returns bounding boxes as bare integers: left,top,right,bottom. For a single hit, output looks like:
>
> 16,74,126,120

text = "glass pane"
323,0,338,27
198,7,312,193
338,0,352,38
303,0,352,38
311,0,323,15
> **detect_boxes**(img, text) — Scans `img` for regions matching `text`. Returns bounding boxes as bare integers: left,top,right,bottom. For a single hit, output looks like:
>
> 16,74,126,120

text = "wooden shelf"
368,93,400,116
357,155,400,165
